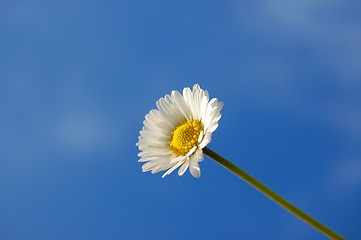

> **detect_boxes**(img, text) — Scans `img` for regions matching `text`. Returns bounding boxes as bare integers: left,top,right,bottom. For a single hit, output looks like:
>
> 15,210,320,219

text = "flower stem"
203,146,345,240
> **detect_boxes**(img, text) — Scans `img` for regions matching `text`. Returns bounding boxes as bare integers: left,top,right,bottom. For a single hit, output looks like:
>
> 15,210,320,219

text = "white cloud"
332,159,361,190
264,1,361,84
231,2,361,139
51,108,122,156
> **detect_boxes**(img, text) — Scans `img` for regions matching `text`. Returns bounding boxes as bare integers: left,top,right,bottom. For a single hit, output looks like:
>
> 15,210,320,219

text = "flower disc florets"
170,120,203,156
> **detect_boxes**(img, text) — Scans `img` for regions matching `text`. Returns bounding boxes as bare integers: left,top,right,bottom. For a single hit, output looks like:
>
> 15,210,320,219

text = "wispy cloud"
328,158,361,195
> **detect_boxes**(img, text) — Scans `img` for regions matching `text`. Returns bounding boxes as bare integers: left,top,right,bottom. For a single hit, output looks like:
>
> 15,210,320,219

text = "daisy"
136,84,223,178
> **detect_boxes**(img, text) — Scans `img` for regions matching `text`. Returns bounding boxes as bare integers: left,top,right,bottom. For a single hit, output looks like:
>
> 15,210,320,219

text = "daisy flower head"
136,84,223,178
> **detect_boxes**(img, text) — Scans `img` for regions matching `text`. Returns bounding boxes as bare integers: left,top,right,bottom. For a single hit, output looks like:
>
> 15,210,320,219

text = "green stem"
203,146,345,240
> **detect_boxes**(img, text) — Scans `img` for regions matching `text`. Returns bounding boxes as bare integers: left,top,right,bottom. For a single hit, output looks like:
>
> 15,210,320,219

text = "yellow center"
169,120,203,156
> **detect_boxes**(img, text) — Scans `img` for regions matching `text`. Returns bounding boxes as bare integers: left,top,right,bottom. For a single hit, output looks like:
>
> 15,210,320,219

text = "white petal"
207,122,219,133
191,88,202,120
193,84,201,90
171,90,191,120
152,162,177,174
156,98,179,126
178,159,190,176
185,146,197,157
199,132,212,149
137,133,169,144
200,95,209,122
142,158,168,172
142,125,169,137
138,156,162,162
216,101,224,112
183,87,196,120
162,160,184,178
145,110,174,132
163,95,184,123
170,155,186,163
138,150,172,158
189,154,201,178
197,130,204,143
203,98,218,128
182,87,193,106
138,145,170,152
193,147,204,161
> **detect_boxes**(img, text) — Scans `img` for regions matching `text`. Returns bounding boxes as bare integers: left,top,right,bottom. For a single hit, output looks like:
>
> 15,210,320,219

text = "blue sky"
1,1,361,240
